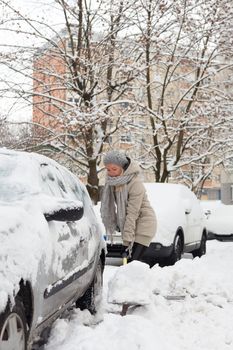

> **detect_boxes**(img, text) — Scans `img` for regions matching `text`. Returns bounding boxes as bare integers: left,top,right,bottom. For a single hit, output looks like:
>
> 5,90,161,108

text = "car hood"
0,201,52,312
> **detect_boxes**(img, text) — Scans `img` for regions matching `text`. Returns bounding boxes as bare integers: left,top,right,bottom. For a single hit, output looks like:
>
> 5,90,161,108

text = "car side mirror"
43,199,84,222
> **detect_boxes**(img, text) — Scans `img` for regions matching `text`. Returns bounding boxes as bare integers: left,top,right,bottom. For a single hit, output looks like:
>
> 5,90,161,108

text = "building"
221,170,233,205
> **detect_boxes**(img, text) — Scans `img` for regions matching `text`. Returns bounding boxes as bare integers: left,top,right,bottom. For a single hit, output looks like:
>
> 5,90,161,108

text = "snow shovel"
120,251,129,316
107,253,151,316
120,252,150,316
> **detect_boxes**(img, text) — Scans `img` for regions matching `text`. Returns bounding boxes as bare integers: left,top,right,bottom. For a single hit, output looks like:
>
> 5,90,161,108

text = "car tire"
0,298,27,350
166,234,183,266
76,259,103,314
192,233,207,258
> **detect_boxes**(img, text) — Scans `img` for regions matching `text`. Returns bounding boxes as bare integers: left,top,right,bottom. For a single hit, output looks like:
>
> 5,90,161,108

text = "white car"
0,148,105,350
106,183,207,266
201,201,233,241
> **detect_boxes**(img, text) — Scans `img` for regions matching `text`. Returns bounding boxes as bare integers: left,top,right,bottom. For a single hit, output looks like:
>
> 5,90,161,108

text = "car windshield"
0,153,38,201
0,182,31,201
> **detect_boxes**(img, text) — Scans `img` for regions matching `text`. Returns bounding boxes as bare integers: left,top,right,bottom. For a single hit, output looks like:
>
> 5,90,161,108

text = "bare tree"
1,0,233,199
0,0,140,202
128,0,233,193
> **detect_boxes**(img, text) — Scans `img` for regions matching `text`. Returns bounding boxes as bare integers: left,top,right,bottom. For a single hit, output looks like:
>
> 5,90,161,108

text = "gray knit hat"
103,150,129,168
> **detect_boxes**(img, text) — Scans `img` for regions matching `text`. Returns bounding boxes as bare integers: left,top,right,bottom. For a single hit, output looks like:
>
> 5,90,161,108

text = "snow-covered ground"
44,240,233,350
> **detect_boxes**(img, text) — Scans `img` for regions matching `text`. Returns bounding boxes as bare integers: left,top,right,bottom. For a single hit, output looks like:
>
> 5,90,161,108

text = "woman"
101,150,157,262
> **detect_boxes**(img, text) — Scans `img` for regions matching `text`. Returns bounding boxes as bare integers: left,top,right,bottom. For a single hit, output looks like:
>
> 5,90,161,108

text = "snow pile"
45,241,233,350
151,249,233,306
46,310,166,350
108,261,152,305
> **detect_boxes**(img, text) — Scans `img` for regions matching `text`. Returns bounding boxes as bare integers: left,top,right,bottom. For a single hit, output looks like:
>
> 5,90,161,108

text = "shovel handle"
122,252,128,265
122,257,127,265
121,253,128,315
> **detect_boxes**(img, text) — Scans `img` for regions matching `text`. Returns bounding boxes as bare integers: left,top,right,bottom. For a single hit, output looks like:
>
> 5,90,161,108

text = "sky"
0,0,65,121
0,0,102,122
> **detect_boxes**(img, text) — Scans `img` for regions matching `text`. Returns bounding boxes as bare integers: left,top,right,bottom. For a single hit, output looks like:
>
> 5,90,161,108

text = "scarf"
100,173,135,242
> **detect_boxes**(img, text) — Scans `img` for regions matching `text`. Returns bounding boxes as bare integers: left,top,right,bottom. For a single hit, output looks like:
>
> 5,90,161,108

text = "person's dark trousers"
129,242,147,262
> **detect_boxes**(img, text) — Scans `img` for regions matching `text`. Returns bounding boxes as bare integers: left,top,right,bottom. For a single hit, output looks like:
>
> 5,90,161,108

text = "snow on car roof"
0,148,85,203
0,148,43,200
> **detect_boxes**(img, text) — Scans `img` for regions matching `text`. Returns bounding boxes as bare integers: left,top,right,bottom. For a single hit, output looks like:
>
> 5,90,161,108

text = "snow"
44,240,233,350
39,195,83,216
108,261,152,305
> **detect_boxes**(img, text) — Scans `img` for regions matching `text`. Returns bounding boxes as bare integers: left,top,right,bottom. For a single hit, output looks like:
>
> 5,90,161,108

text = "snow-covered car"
0,148,105,350
106,183,207,266
201,201,233,241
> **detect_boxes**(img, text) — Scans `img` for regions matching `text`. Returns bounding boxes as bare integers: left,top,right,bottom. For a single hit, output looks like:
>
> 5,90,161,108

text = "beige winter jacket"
115,161,157,247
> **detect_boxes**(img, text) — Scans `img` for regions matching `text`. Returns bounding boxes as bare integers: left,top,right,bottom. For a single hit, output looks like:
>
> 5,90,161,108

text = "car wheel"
192,233,207,258
0,299,27,350
76,259,103,314
166,234,183,266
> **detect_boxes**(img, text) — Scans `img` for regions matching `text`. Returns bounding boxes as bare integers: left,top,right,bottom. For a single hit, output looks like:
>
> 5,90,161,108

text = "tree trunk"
86,157,99,204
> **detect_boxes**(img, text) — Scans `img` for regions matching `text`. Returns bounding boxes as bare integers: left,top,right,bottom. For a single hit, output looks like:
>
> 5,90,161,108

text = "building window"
104,135,112,143
121,102,129,109
68,97,80,104
121,134,132,143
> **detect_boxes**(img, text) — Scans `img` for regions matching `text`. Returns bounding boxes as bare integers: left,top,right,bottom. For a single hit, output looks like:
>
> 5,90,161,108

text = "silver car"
0,148,105,350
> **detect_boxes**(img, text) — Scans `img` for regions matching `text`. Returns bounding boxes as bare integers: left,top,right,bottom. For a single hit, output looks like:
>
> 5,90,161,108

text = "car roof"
0,148,85,201
144,182,190,196
0,147,59,166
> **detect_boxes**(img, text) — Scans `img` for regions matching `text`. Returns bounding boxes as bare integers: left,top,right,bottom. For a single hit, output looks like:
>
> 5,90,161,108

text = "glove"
121,243,133,259
121,245,129,258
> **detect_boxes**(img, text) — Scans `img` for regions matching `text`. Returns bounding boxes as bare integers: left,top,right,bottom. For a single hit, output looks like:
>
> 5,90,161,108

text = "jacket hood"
124,160,141,177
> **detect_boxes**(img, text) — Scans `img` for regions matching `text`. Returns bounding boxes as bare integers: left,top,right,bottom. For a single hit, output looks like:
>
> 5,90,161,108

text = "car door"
38,162,91,319
181,186,203,245
187,190,204,243
60,167,101,266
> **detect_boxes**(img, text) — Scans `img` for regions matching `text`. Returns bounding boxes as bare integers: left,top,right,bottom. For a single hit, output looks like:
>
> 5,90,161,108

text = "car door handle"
80,236,86,245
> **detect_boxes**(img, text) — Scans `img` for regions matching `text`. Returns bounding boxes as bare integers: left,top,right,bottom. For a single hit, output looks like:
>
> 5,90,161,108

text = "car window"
39,161,97,223
39,163,70,198
60,167,97,222
59,167,84,202
39,162,84,203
